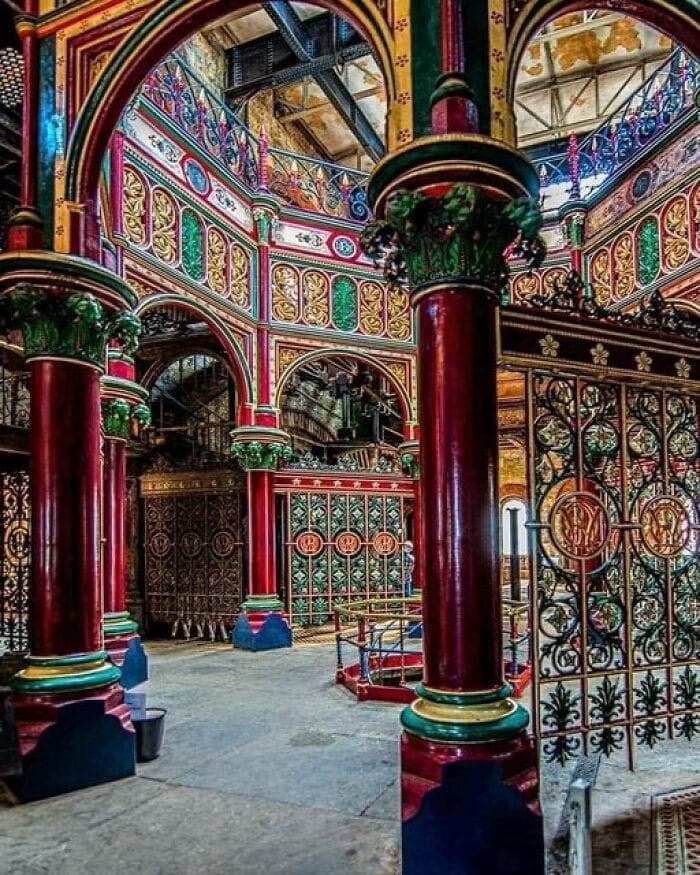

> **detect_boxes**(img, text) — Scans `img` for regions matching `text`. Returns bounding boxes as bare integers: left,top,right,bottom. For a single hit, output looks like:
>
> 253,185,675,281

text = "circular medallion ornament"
335,530,362,556
180,531,203,558
150,532,172,558
372,531,398,555
295,530,324,557
631,169,652,202
551,491,609,559
184,159,210,195
640,496,691,558
211,530,235,557
332,235,357,259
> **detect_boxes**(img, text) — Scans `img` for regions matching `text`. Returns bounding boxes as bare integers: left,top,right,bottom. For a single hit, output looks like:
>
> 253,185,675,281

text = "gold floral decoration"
612,234,634,300
590,248,612,307
276,346,307,380
230,244,250,309
151,188,178,264
271,264,300,322
122,166,147,246
662,196,690,271
635,351,652,373
675,358,691,379
359,281,384,335
590,343,610,366
512,272,539,303
539,334,560,358
301,270,329,327
387,287,411,340
206,227,227,295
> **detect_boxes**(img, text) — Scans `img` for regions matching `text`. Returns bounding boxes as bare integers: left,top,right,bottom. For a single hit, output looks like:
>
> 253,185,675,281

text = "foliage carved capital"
398,440,420,479
1,284,142,366
102,398,151,439
360,184,545,297
230,426,292,470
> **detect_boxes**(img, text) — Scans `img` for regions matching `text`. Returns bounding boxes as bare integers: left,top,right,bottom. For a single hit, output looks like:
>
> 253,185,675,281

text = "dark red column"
101,353,150,686
0,255,140,802
103,436,127,617
418,291,502,692
247,468,277,599
231,426,292,650
364,128,545,870
29,359,105,657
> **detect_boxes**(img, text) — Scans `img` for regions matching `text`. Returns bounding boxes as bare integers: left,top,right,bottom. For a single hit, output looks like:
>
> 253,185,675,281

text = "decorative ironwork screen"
527,373,700,768
141,470,244,638
0,471,30,651
281,484,409,626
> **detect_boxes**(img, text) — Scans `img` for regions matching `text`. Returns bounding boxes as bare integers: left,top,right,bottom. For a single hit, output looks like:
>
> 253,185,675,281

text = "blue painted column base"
7,694,136,803
232,613,293,651
402,750,544,875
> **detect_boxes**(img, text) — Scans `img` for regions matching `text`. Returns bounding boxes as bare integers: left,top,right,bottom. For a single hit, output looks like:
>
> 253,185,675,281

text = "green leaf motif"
331,276,358,331
637,217,660,287
181,209,204,281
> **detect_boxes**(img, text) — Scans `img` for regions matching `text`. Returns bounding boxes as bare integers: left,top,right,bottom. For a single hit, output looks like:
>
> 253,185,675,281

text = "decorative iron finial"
568,133,581,200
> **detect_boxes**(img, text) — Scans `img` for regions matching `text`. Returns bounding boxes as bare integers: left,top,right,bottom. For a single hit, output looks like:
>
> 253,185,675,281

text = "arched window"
501,499,528,556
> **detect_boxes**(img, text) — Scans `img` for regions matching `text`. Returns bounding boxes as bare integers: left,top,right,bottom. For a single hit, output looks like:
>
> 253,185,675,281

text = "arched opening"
278,351,408,470
129,302,247,640
507,0,700,109
134,295,253,415
511,9,697,210
65,0,395,248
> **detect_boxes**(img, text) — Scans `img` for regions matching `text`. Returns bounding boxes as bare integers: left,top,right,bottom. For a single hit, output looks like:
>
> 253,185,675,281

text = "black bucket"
133,708,166,762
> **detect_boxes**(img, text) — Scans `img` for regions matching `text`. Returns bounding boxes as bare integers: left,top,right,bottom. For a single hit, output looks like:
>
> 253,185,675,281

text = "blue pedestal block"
8,698,136,803
403,759,544,875
232,613,293,651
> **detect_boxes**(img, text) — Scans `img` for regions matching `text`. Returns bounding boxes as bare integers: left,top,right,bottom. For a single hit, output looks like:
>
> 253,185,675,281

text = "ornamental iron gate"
0,471,30,652
527,372,700,769
279,475,410,626
140,470,245,638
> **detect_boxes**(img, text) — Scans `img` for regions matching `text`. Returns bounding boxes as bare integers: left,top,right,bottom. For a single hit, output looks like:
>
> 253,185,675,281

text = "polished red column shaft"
30,359,103,656
247,469,276,597
418,289,501,692
103,436,127,615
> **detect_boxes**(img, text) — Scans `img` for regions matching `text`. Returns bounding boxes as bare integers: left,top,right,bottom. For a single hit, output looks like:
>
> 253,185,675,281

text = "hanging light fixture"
0,46,23,109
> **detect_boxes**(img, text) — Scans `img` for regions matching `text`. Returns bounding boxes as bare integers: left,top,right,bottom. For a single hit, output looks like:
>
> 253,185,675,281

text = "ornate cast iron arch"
274,347,413,428
135,293,254,408
505,0,700,110
64,0,398,225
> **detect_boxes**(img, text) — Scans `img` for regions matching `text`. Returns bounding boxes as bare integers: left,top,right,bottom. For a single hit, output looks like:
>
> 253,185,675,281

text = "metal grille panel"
142,472,244,635
0,471,30,651
284,489,407,626
528,373,700,768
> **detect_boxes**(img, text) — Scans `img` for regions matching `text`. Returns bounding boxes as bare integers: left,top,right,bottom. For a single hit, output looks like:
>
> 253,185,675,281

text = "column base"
104,632,148,690
401,730,543,875
6,683,135,803
232,601,292,651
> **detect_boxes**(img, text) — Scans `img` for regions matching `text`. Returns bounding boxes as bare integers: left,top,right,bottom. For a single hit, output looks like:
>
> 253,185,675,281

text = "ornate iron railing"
137,46,696,221
535,48,700,202
140,54,370,222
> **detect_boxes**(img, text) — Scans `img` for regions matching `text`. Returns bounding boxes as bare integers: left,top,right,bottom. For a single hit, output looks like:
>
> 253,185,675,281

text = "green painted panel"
637,217,660,286
181,208,203,280
331,276,358,331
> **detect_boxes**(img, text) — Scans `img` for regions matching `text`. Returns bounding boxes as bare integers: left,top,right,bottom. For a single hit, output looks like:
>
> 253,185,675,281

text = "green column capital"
398,439,420,479
560,202,587,249
252,195,280,245
230,425,292,471
0,285,141,367
362,136,546,299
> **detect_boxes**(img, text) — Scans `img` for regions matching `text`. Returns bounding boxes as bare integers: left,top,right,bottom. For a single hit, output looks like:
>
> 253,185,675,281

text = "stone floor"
1,642,699,874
